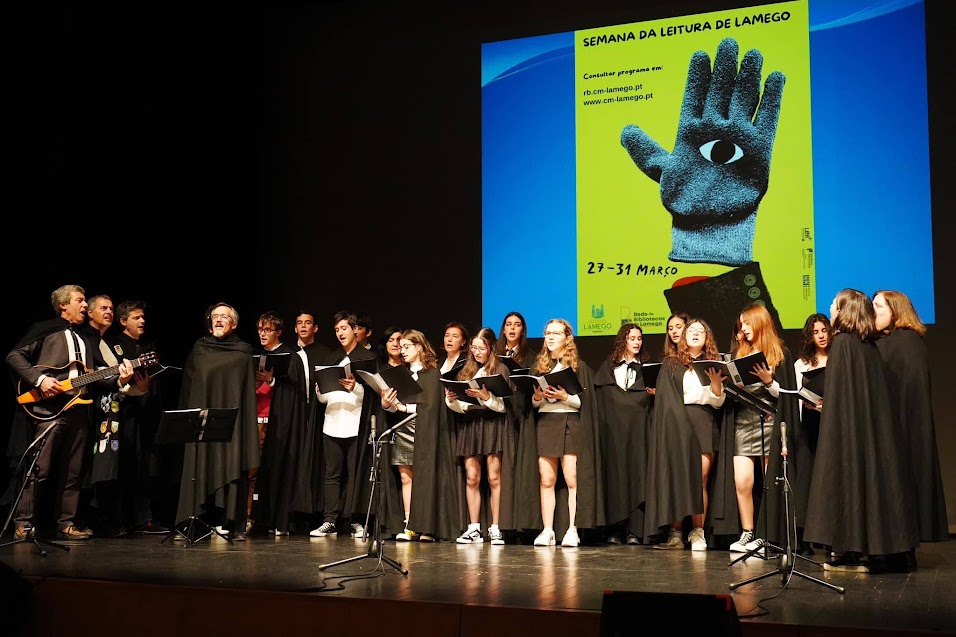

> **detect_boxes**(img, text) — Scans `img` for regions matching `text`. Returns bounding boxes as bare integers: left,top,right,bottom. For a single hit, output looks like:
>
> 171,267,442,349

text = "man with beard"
174,302,258,541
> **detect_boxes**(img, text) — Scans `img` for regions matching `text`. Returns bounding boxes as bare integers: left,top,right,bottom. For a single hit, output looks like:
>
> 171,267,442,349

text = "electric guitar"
17,351,160,420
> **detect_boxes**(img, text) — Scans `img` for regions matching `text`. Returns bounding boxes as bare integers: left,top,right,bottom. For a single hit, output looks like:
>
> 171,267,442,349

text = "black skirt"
535,411,580,458
455,408,509,457
685,404,719,454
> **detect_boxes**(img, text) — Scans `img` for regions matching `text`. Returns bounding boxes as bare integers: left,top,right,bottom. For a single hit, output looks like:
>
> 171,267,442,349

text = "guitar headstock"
139,351,160,367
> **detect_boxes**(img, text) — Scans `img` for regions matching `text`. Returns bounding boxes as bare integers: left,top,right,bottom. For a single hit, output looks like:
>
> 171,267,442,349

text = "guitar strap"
67,328,84,378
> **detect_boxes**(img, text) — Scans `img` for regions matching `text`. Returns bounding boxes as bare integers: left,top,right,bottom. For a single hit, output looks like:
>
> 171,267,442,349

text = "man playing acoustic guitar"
6,284,135,541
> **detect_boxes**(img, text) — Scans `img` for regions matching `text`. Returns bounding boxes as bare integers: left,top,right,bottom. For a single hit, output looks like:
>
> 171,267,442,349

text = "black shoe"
136,520,170,534
626,533,640,545
229,531,247,542
823,555,869,572
606,534,623,545
796,541,815,556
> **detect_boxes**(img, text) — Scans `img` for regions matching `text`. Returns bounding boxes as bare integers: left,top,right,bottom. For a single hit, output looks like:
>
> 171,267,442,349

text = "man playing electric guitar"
6,284,135,541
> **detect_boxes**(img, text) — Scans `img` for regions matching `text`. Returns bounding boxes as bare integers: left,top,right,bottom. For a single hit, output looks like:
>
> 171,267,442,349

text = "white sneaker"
729,530,756,552
560,526,580,547
688,527,707,551
271,529,289,536
309,521,337,537
351,523,366,539
533,528,556,546
396,527,418,541
488,525,505,545
456,526,483,544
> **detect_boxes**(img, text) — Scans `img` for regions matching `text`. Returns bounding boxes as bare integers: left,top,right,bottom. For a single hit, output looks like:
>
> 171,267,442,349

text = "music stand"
319,413,415,575
155,408,238,546
0,421,70,556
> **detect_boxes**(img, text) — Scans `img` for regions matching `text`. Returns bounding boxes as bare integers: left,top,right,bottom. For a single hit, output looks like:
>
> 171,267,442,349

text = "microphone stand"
0,421,71,555
729,421,844,594
319,412,415,575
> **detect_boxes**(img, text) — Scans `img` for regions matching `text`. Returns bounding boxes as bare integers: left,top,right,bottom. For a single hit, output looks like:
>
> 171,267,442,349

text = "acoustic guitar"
16,351,160,420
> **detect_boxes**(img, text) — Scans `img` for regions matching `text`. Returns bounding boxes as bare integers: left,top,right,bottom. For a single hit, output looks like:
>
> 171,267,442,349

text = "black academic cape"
511,361,604,538
643,358,704,536
593,359,652,538
803,333,920,556
877,328,949,542
326,345,379,521
793,366,822,534
246,342,300,532
288,342,331,520
406,367,463,540
175,334,259,524
709,347,801,545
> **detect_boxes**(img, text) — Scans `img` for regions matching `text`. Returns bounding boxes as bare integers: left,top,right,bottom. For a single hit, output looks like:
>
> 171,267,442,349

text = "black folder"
498,355,521,372
640,362,662,389
692,351,768,388
509,366,584,396
253,352,293,378
473,373,515,397
440,378,481,404
314,364,350,394
354,365,423,402
801,366,825,397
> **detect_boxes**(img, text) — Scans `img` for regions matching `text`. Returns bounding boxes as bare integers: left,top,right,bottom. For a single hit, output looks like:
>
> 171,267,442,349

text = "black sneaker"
137,520,170,535
310,521,337,537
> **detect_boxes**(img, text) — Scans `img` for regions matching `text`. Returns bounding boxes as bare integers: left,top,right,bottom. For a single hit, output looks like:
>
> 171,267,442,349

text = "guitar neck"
72,357,145,389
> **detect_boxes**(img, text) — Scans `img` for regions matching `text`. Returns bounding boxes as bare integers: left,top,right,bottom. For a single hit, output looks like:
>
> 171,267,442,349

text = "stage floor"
2,530,955,636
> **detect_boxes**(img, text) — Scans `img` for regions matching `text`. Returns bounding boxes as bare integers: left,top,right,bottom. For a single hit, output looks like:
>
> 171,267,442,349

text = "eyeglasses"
685,328,706,336
470,346,488,353
544,330,565,337
211,313,233,322
257,327,276,334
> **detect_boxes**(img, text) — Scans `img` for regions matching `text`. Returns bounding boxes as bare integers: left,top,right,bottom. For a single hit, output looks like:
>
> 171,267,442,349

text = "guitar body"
17,361,93,421
16,352,159,421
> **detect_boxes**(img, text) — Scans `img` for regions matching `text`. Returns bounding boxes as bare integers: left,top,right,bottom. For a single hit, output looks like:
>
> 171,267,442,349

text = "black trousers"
322,434,357,524
16,408,90,531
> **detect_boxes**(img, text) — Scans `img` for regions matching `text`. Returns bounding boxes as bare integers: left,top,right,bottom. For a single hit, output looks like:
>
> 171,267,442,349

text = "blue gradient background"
481,0,934,332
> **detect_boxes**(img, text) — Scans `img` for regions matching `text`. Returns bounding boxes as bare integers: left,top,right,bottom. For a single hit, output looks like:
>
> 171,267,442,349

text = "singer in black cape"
405,366,462,540
593,359,651,541
512,362,604,540
642,357,704,538
803,332,920,557
175,333,260,528
876,327,948,542
248,341,320,534
707,347,799,547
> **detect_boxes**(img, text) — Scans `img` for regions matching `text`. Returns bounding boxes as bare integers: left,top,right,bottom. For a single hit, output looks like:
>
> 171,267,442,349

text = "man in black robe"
174,302,259,541
254,311,330,535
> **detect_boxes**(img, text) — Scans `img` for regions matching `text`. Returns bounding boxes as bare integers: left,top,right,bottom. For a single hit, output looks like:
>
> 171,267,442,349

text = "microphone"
780,421,788,457
369,414,376,444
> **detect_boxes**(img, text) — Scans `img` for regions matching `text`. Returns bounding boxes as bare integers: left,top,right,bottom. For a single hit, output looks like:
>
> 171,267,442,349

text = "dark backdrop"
3,0,953,529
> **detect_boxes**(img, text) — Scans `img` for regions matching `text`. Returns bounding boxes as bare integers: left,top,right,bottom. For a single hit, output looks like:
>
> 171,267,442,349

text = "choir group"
252,288,946,574
7,286,947,576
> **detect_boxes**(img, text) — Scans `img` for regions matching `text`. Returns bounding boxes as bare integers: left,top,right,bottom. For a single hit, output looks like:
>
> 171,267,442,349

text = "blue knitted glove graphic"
621,37,785,266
